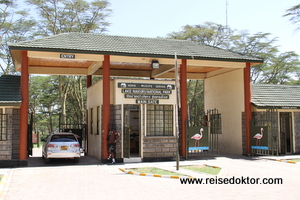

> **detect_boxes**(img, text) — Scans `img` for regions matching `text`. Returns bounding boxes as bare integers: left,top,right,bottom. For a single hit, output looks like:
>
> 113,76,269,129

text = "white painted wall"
86,80,103,160
87,78,178,160
205,69,245,154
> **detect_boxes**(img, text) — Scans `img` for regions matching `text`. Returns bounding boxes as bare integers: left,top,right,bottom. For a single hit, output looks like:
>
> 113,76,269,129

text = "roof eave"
0,101,21,107
8,46,264,64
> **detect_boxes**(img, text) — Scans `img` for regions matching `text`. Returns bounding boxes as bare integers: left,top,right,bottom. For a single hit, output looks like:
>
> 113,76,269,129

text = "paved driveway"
1,154,300,200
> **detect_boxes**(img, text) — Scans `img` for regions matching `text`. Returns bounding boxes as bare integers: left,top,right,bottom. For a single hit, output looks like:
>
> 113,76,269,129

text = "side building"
246,84,300,155
0,75,22,167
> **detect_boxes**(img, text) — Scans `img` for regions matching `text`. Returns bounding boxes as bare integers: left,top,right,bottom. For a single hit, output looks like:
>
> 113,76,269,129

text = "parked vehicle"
42,132,81,163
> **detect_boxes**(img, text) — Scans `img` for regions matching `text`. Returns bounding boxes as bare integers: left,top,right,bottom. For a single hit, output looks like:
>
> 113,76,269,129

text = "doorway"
280,112,293,154
123,105,140,158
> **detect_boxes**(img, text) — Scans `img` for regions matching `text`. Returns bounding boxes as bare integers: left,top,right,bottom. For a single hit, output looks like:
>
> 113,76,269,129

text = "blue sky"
108,0,300,54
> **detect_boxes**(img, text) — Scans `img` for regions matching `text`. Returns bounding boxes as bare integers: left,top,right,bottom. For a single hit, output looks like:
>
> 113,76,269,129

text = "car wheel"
74,158,80,163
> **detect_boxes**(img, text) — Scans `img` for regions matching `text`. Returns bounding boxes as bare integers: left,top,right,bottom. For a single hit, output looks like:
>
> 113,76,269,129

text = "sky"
108,0,300,54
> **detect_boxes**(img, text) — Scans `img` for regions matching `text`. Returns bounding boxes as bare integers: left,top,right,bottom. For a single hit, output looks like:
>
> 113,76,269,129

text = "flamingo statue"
191,128,204,147
253,128,264,146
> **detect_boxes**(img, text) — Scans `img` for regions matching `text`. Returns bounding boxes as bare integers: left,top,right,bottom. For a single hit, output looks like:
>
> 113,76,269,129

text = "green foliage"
167,22,300,84
284,4,300,30
0,0,37,74
187,80,205,126
21,0,111,133
126,167,185,176
29,75,60,133
29,75,88,133
167,22,232,48
181,165,221,175
167,22,300,125
25,0,111,36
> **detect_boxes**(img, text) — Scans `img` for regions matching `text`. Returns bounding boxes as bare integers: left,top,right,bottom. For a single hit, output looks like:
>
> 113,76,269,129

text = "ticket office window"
146,105,173,136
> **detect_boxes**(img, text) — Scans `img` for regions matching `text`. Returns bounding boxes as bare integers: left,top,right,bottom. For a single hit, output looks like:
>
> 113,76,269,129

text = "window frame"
146,104,174,137
0,109,8,141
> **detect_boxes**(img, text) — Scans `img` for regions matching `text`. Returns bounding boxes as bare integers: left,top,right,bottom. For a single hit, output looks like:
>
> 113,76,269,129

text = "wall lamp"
151,60,160,69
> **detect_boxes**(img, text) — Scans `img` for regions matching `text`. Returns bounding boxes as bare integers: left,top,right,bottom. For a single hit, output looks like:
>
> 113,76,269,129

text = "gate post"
102,55,110,160
244,62,252,155
20,51,29,161
180,59,187,157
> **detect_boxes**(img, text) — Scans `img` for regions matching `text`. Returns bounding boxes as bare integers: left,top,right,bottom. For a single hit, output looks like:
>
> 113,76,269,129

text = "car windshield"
50,134,77,142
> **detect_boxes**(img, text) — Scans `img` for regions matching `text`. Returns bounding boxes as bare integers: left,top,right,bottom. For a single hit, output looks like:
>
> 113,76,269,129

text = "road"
1,151,300,200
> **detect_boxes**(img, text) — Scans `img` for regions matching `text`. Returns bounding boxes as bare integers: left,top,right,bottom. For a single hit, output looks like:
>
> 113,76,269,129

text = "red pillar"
20,51,29,160
86,75,92,153
102,55,110,159
180,59,187,157
244,62,252,154
86,75,92,88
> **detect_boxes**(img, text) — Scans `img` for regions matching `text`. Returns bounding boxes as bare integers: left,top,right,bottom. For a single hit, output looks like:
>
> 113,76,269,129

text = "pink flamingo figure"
191,128,204,147
253,128,264,146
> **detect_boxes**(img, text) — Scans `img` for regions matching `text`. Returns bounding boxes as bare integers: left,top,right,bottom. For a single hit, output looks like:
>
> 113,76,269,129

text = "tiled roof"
0,75,21,104
252,84,300,108
9,33,263,63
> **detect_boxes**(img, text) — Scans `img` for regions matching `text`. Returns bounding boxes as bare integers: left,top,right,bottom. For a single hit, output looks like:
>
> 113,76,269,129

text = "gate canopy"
9,33,262,78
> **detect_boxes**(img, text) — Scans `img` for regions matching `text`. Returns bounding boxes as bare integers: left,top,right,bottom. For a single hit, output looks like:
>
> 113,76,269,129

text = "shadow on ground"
28,155,102,167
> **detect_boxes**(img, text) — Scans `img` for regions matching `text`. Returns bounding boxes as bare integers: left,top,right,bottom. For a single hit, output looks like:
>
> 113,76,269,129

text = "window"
210,113,222,134
146,105,173,136
50,134,77,142
90,108,93,134
0,109,8,141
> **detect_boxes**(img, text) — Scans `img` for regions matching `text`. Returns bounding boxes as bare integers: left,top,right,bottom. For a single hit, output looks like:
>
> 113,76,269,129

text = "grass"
287,159,300,162
126,167,185,176
181,165,221,175
126,165,221,176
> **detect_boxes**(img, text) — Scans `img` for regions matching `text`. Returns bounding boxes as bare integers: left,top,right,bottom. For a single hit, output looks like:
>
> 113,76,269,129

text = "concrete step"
124,157,142,163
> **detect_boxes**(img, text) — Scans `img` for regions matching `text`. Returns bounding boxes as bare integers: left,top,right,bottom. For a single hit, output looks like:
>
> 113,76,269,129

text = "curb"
204,164,221,168
275,159,297,164
0,172,8,197
119,168,194,179
203,164,227,177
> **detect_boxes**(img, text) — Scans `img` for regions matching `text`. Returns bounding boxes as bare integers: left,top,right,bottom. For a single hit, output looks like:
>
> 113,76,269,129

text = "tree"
187,79,205,126
0,0,36,74
167,22,300,84
167,22,232,49
284,4,300,31
25,0,111,131
260,51,300,84
167,22,300,125
25,0,111,36
29,76,60,134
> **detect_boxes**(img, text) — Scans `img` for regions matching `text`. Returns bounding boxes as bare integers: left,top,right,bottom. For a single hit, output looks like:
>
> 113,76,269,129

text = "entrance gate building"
8,33,263,165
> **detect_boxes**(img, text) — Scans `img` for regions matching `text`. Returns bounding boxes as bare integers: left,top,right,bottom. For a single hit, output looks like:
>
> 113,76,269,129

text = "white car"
42,132,81,163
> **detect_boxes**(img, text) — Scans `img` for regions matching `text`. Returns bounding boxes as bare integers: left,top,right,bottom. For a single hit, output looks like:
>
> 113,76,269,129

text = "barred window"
0,110,8,141
146,105,173,136
210,114,222,134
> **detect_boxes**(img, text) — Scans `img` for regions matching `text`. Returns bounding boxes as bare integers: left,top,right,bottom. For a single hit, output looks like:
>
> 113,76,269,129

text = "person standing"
107,125,120,164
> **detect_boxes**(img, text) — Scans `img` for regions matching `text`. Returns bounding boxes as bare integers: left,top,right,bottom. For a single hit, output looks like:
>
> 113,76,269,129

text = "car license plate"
61,146,68,150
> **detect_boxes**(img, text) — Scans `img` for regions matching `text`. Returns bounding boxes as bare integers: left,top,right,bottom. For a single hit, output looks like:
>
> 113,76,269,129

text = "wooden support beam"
28,51,104,61
29,66,88,75
88,62,102,75
151,65,175,78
